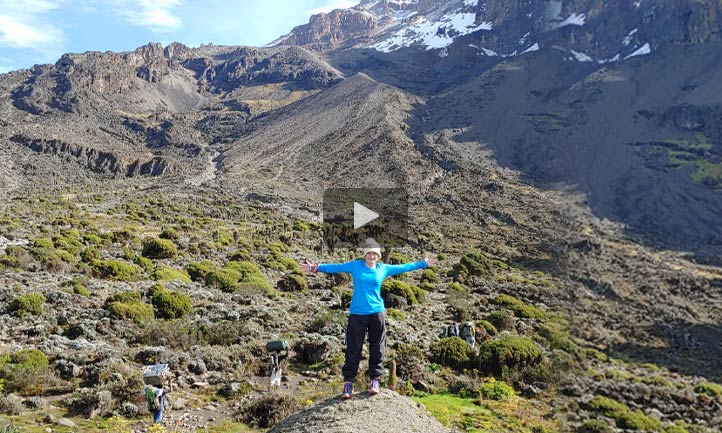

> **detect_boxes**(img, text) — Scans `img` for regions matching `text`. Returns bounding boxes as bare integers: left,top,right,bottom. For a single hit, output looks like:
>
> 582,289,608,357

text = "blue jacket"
318,260,428,315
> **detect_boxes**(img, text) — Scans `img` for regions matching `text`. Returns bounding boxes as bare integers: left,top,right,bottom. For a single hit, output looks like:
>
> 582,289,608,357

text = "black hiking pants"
342,311,386,382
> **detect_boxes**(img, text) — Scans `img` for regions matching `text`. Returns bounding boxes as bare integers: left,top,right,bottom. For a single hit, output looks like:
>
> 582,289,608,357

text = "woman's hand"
424,254,438,267
300,260,318,273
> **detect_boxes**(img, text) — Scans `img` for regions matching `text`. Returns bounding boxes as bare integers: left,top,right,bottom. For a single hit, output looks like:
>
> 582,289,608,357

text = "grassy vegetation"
104,290,154,323
492,294,546,320
412,392,556,433
586,396,661,431
640,133,722,188
9,293,46,317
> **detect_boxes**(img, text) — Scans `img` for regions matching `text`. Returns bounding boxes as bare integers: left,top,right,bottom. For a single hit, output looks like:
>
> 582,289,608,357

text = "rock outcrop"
267,389,450,433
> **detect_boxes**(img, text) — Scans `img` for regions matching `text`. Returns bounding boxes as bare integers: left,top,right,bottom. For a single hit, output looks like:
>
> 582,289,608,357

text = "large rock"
267,389,450,433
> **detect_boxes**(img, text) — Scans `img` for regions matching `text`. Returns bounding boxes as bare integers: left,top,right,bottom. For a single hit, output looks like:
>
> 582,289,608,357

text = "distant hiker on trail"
144,381,172,423
300,238,438,399
460,321,476,348
447,321,460,338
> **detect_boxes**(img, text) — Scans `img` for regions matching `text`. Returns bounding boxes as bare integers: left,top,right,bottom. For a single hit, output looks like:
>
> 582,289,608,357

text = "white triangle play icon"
354,202,379,229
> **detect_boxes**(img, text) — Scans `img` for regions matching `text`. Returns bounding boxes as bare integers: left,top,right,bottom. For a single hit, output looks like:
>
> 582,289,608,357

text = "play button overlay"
323,188,408,249
353,202,379,229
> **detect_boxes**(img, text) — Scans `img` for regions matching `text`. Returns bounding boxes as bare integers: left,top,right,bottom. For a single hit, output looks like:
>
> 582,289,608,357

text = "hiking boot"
369,378,380,395
341,381,353,400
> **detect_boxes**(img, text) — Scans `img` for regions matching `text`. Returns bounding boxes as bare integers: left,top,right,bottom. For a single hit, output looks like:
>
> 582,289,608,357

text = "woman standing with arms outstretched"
300,238,438,399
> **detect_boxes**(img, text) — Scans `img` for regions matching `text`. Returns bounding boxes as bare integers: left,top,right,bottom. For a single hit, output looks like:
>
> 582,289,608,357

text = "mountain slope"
221,72,440,199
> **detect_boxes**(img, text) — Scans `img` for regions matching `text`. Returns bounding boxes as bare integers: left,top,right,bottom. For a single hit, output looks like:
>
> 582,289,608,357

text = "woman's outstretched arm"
384,254,438,277
299,259,356,274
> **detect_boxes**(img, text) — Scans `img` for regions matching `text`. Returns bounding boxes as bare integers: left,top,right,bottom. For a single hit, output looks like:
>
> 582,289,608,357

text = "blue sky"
0,0,360,73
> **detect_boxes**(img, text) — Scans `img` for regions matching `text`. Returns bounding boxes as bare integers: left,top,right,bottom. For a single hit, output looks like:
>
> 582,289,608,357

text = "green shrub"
1,349,50,396
268,242,289,254
225,261,263,278
133,255,153,273
586,396,660,431
187,260,217,282
159,227,179,240
617,410,662,431
448,282,464,291
104,290,154,323
382,279,425,306
205,268,242,292
10,293,46,317
387,308,406,320
387,251,410,264
150,287,193,319
80,247,99,263
585,348,608,361
107,301,154,323
292,219,311,231
229,248,251,261
515,304,546,319
203,261,274,294
695,382,722,398
110,229,135,244
492,294,524,309
431,337,470,368
142,237,177,259
92,259,141,281
478,378,516,400
71,281,90,297
32,238,54,249
11,349,48,369
277,273,307,292
538,322,578,354
664,425,690,433
450,250,494,280
493,294,546,319
82,233,104,245
487,310,515,332
105,290,142,305
577,419,611,433
586,396,628,418
477,320,497,336
477,336,543,375
153,265,191,283
238,275,274,296
55,249,76,263
265,255,299,272
420,268,439,284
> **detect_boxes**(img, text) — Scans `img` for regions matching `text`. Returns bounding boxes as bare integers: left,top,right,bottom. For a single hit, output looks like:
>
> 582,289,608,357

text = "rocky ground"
0,159,719,433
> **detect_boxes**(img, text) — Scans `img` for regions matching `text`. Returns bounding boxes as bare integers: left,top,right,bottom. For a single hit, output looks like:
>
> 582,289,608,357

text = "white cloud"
116,0,182,33
0,0,66,62
307,0,359,17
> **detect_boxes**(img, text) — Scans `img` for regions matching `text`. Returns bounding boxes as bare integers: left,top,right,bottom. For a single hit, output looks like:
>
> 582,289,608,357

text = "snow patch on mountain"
570,49,593,62
624,42,651,59
521,43,540,54
622,28,638,46
371,11,492,52
548,13,586,30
